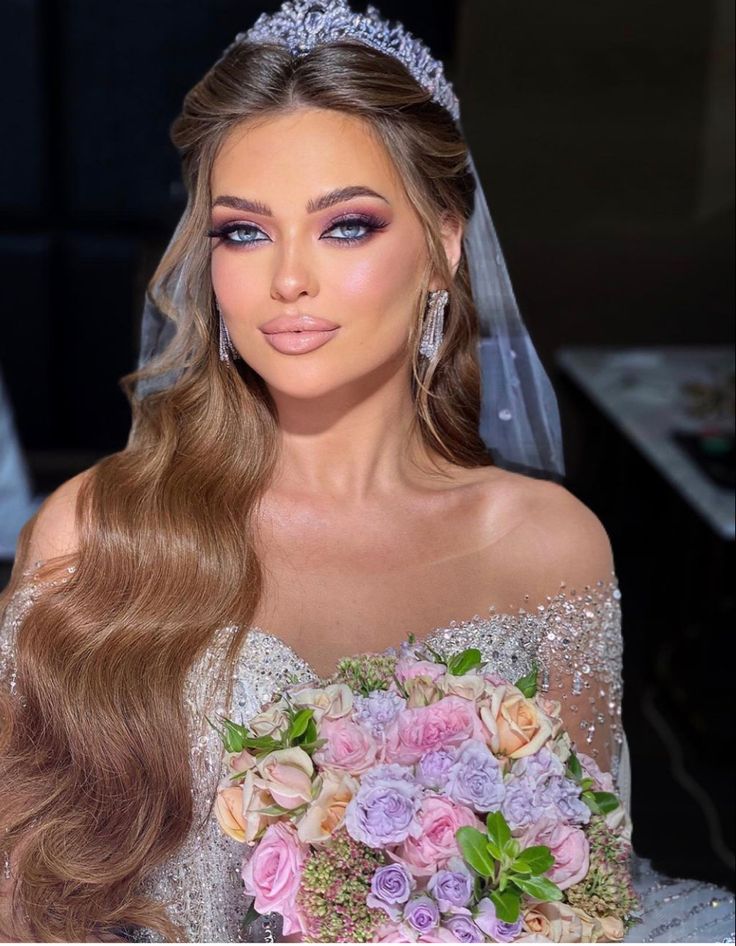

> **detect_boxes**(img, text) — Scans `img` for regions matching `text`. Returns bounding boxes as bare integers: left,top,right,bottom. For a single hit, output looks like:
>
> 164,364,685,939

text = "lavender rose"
446,740,506,812
367,864,414,920
354,690,407,738
475,898,524,942
404,896,440,934
344,772,421,848
426,863,473,911
445,915,485,943
417,748,457,790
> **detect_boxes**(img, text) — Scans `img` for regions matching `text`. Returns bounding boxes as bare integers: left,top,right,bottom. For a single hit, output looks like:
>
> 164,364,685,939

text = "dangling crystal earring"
419,289,449,361
216,300,239,363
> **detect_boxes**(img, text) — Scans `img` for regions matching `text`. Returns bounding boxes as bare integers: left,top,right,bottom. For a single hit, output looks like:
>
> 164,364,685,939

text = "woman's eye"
207,223,266,245
324,219,370,241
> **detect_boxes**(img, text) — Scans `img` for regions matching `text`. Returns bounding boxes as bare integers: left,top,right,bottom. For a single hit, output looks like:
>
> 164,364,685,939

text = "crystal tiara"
226,0,460,123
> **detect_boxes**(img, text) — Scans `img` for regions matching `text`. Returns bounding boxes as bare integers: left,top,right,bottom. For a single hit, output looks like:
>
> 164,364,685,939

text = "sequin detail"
421,577,625,777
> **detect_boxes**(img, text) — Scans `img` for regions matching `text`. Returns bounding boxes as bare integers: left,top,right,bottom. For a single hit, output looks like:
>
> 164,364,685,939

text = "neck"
267,362,451,504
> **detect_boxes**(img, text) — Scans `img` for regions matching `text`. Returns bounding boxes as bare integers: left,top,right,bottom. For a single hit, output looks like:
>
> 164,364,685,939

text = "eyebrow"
211,185,390,216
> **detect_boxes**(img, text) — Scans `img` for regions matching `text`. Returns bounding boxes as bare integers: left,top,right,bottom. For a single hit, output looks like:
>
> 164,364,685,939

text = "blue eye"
208,213,388,248
324,214,389,243
206,223,266,245
325,219,370,242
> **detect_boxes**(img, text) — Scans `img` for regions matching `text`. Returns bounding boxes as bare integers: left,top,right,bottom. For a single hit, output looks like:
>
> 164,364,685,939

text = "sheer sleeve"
535,575,625,787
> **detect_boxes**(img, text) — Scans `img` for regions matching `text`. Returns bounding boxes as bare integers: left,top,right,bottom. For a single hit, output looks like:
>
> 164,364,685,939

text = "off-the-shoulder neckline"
18,561,621,649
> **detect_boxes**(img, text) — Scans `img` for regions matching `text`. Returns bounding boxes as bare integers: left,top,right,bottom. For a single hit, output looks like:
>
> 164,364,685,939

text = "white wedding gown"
1,563,734,943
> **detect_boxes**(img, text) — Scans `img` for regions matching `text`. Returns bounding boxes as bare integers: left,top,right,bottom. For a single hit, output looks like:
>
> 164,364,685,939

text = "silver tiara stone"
229,0,460,122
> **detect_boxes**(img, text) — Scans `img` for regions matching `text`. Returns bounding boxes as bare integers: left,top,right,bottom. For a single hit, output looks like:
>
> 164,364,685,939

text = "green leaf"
456,827,496,877
288,708,313,741
447,648,483,676
503,837,521,860
512,875,563,902
241,735,281,751
221,717,248,753
486,810,512,849
490,888,521,924
591,791,620,814
582,790,601,814
579,777,595,791
513,665,538,698
566,750,583,781
485,836,503,861
241,901,264,935
510,858,533,875
515,845,554,875
304,718,318,744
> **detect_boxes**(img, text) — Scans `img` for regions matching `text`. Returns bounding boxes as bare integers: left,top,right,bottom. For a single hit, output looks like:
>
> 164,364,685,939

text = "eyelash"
206,213,388,248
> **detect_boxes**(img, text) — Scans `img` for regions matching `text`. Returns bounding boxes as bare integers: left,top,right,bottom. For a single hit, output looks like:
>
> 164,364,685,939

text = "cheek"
211,254,262,313
345,237,422,312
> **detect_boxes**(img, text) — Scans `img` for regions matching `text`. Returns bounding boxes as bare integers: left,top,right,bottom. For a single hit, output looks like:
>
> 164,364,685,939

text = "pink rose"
385,697,483,765
520,817,589,889
395,658,446,684
313,717,380,775
393,795,481,876
241,822,307,936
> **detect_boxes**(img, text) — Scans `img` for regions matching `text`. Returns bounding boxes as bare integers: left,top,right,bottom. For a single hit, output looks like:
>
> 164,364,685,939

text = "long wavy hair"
0,38,493,942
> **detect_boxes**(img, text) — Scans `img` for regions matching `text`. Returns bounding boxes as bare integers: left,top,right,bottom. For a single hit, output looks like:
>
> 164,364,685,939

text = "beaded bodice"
1,566,627,942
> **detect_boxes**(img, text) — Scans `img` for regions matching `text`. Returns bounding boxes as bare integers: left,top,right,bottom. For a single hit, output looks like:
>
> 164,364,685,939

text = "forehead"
210,107,403,205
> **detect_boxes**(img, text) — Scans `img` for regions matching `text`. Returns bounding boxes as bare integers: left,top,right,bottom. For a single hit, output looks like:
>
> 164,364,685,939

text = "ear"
429,213,464,290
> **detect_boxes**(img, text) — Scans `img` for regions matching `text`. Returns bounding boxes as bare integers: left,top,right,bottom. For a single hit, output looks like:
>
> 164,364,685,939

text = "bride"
1,1,733,942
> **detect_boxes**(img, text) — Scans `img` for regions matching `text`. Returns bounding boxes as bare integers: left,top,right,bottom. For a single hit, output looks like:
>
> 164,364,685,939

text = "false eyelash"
207,213,389,247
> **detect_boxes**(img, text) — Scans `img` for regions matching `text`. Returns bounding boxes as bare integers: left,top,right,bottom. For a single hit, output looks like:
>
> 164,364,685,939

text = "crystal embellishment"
229,0,461,122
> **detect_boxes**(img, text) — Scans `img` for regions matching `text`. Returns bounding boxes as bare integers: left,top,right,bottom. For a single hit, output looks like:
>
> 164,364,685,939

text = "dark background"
1,0,733,890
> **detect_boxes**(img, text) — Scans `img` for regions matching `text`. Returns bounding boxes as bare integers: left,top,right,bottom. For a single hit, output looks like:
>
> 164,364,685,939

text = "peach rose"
404,675,444,708
291,683,354,722
597,915,625,941
522,902,599,943
297,769,359,845
241,769,277,844
256,747,314,810
249,701,289,738
480,685,553,758
214,785,247,842
227,748,257,775
439,672,485,702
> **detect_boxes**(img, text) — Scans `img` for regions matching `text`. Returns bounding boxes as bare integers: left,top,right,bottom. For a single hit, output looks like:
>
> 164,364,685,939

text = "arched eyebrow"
211,185,390,216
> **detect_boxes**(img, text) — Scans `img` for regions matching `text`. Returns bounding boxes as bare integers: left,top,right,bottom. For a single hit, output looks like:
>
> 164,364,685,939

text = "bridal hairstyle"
0,40,493,941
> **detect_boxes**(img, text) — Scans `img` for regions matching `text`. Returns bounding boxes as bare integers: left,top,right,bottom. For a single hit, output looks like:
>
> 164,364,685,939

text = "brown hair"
0,39,492,941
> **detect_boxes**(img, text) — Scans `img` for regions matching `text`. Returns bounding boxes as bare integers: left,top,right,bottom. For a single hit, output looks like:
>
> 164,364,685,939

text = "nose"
270,235,318,303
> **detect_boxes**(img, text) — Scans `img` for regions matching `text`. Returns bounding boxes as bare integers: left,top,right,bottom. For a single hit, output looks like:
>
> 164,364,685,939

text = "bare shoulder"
22,468,95,568
471,467,616,591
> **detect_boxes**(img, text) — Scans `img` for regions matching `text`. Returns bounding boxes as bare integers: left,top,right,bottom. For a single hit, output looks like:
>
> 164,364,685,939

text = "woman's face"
209,107,458,399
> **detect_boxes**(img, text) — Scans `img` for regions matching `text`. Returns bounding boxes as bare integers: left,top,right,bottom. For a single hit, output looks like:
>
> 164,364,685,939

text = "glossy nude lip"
261,327,340,354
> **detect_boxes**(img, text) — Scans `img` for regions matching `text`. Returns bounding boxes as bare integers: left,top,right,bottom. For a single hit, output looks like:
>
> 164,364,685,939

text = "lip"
261,327,340,354
260,314,340,334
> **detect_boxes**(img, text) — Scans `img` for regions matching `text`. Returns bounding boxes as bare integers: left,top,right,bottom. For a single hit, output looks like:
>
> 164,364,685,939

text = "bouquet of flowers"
211,642,640,943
